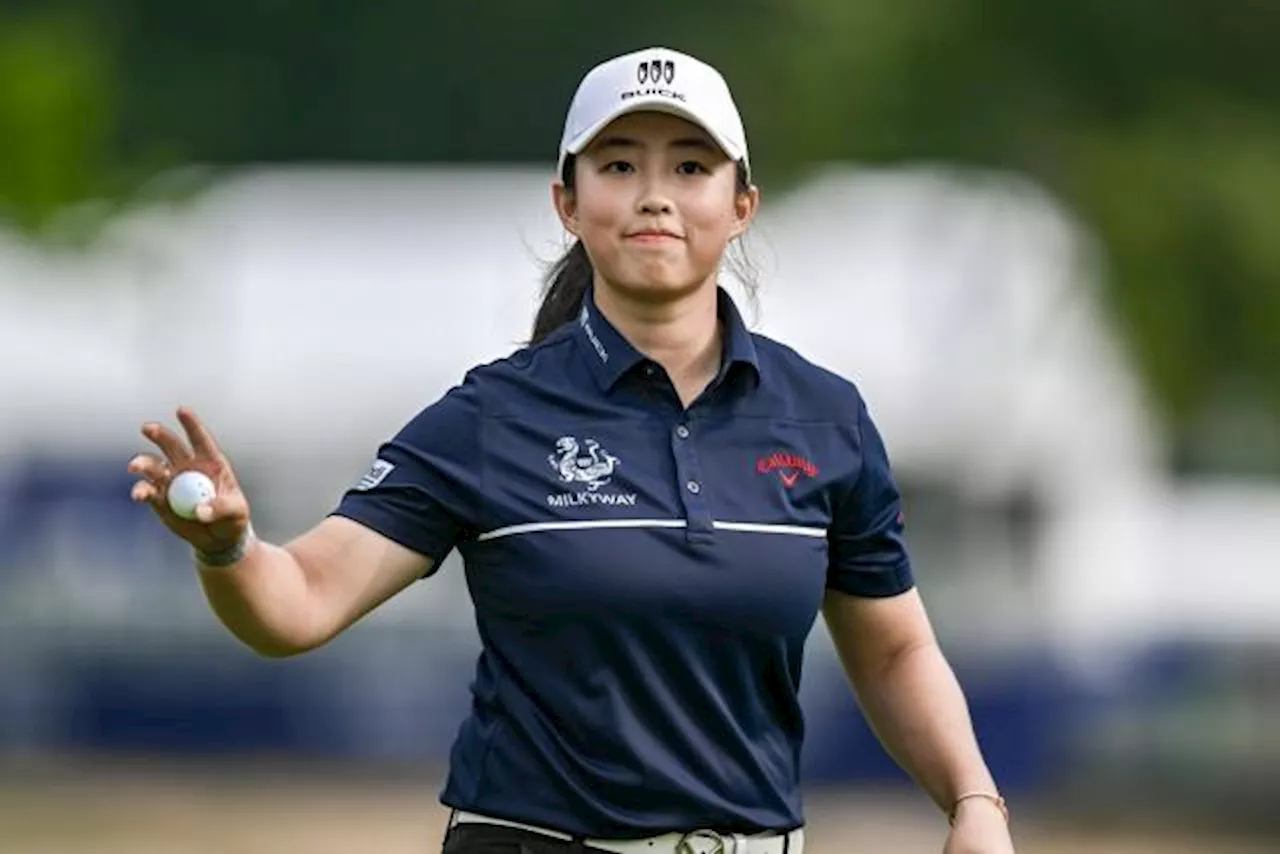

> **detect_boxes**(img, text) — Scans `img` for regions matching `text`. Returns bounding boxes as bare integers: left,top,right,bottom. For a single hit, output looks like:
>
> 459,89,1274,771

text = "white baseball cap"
557,47,751,182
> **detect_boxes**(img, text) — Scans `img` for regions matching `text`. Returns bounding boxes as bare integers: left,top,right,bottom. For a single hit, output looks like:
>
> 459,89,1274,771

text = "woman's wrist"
194,523,257,568
948,791,1009,826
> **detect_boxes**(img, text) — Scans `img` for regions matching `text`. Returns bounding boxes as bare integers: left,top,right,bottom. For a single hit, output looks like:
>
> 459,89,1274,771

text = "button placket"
670,417,713,540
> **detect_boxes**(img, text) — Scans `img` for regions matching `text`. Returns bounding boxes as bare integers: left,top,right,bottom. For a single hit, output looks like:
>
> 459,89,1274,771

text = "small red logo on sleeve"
756,452,819,488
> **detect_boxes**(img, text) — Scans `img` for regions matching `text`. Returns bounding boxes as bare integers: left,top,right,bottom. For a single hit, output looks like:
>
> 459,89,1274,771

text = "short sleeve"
330,375,483,570
826,395,915,597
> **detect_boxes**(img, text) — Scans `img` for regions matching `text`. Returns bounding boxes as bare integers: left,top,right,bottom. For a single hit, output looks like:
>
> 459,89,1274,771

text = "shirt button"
675,425,690,439
686,480,701,494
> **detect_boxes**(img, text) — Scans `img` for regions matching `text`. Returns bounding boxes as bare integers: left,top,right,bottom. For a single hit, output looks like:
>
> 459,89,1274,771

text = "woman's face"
554,111,757,304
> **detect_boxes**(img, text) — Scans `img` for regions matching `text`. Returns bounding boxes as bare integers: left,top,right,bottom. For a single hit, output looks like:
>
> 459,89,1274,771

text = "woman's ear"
730,184,760,240
553,182,580,238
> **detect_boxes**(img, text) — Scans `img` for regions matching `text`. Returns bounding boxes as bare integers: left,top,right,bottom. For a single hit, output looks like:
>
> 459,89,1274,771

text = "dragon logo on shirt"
548,436,619,492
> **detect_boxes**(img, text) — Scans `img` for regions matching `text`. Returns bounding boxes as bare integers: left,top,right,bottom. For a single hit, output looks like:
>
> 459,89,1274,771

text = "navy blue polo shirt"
332,286,913,838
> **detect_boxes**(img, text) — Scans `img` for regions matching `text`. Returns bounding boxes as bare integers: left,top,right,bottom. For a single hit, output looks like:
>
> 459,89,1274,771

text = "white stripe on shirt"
476,518,826,543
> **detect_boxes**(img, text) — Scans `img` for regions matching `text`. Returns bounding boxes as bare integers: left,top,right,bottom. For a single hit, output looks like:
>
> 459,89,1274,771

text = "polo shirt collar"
574,286,760,392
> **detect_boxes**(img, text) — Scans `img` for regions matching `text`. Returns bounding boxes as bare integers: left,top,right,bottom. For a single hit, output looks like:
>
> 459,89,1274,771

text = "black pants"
441,822,611,854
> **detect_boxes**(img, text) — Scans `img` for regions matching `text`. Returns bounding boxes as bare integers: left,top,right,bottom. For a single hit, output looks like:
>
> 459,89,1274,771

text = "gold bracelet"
948,791,1009,826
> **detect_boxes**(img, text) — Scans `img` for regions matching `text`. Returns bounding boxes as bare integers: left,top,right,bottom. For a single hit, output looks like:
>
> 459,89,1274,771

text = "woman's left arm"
822,587,1015,853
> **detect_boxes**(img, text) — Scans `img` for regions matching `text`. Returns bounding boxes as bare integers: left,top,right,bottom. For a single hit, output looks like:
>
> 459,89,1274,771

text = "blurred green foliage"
0,10,112,235
1,0,1277,471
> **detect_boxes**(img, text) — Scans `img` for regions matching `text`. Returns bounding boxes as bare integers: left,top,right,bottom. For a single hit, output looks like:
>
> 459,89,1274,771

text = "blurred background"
1,2,1279,852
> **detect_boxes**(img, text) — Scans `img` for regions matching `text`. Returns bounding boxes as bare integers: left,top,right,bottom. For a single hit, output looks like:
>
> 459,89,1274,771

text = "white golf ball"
168,470,217,520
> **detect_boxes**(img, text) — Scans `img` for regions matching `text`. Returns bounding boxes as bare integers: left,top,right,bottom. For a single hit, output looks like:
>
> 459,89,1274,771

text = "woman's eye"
677,160,710,175
603,161,634,174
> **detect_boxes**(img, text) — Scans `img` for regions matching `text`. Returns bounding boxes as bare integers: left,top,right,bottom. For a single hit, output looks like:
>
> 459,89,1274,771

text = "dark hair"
530,155,758,343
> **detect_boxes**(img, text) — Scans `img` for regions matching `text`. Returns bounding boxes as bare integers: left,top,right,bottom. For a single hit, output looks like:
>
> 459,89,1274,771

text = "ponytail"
532,153,595,343
532,239,593,343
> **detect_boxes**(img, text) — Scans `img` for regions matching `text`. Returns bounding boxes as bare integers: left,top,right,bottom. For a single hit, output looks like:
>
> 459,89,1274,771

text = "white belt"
449,809,804,854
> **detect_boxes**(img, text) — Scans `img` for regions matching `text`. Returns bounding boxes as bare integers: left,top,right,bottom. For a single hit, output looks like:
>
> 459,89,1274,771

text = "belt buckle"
676,829,731,854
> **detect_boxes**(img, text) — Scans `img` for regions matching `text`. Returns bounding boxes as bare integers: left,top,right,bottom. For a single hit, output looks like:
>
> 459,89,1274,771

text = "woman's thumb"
198,489,247,527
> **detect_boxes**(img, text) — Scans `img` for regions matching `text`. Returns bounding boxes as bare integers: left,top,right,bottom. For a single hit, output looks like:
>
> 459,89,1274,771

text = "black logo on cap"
637,58,675,86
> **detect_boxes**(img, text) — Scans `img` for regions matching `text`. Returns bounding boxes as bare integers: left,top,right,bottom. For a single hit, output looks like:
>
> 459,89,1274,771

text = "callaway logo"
546,436,636,507
756,451,819,488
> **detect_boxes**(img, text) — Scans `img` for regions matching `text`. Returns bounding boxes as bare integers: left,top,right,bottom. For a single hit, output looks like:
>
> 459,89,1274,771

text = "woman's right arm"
129,408,433,658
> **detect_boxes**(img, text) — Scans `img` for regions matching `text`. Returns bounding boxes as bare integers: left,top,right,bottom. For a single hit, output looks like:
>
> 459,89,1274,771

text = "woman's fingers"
177,407,221,460
131,411,253,554
193,498,225,524
142,421,192,465
127,453,170,484
130,480,158,503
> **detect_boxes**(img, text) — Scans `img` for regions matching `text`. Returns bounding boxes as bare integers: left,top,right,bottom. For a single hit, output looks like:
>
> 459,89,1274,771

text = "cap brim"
559,96,748,178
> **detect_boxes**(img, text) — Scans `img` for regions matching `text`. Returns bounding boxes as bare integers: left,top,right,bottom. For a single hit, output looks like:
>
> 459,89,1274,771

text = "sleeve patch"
354,459,395,491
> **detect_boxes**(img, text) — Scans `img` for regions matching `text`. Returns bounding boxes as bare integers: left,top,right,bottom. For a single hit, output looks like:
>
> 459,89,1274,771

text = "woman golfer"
129,46,1015,854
